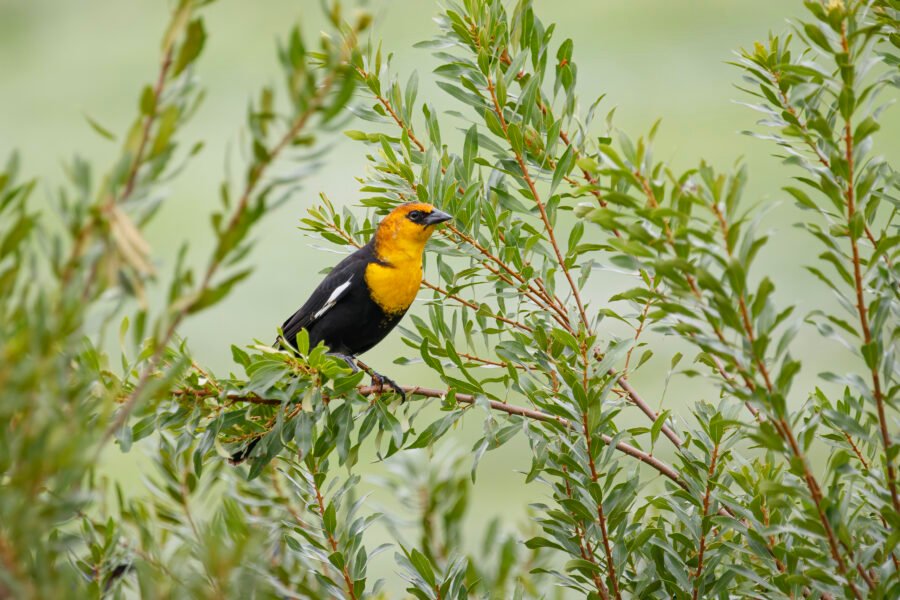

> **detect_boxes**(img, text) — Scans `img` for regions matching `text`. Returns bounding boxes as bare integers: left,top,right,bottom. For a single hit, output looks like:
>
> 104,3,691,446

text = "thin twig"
839,21,900,520
634,166,761,420
495,47,621,237
623,276,655,374
561,466,610,600
178,468,224,596
61,48,175,286
580,407,621,599
309,461,357,600
708,187,867,597
122,51,174,202
617,375,683,448
692,441,720,600
99,60,342,454
768,67,888,268
421,279,534,333
486,76,591,332
174,382,690,490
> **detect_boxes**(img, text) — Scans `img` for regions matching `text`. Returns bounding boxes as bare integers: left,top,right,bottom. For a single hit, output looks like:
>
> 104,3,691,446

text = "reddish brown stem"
581,409,621,599
421,280,533,333
709,194,866,597
180,383,690,492
838,24,900,519
487,77,591,332
842,430,870,470
100,56,343,453
121,50,174,203
561,467,610,600
355,65,428,154
769,67,888,269
479,261,572,331
617,375,683,448
61,48,175,286
310,461,357,600
496,48,620,237
623,278,655,374
454,351,525,369
574,485,611,596
447,225,571,325
371,383,690,487
692,442,720,600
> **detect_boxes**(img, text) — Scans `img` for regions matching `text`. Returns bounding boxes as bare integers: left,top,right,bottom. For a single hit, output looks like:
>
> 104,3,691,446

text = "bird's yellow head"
373,202,452,262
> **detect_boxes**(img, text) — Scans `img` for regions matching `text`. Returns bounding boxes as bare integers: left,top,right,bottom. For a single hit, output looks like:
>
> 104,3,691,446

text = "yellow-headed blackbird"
278,201,451,398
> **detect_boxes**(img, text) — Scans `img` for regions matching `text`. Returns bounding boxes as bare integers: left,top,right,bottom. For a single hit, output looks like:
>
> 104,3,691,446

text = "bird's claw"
371,371,406,403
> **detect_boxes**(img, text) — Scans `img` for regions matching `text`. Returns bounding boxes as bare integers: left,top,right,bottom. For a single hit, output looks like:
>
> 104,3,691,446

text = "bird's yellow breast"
364,260,422,315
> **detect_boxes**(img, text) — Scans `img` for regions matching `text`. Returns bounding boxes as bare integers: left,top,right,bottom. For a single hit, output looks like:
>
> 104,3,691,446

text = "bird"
228,202,451,466
277,201,452,400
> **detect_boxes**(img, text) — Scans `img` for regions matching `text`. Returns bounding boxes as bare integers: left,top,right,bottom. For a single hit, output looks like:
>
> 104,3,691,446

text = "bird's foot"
356,359,406,402
371,371,406,402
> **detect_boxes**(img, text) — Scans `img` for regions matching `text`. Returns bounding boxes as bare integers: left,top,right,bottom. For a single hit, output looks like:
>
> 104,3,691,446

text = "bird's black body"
279,241,406,356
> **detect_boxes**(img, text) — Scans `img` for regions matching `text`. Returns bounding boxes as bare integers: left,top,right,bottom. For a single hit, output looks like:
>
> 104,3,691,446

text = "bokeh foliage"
1,0,898,598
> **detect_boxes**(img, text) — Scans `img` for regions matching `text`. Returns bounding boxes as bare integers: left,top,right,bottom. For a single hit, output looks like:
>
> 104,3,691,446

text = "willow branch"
635,167,761,420
486,76,591,331
181,383,688,492
61,48,175,286
559,466,610,599
495,47,621,238
580,408,621,599
691,441,720,600
309,461,357,600
100,63,342,453
708,189,868,597
839,22,900,520
767,66,888,268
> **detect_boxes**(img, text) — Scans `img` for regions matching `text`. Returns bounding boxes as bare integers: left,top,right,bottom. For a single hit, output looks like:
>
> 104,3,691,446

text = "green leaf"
463,125,478,176
139,85,156,116
848,211,864,240
161,0,192,53
173,18,206,76
507,122,524,155
576,156,598,174
323,502,337,535
484,108,505,138
293,328,310,355
407,410,464,449
838,86,855,120
861,341,879,371
408,548,436,587
650,409,671,447
83,114,117,141
803,23,832,52
551,145,574,194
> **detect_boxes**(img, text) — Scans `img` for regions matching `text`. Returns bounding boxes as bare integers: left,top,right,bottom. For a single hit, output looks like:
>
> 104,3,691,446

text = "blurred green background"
2,0,897,593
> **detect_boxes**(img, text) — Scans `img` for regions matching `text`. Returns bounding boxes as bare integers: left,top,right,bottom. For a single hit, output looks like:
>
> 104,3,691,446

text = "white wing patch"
313,277,352,320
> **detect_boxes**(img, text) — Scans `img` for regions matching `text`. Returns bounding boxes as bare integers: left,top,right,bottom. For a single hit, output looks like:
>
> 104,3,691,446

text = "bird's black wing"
279,242,375,349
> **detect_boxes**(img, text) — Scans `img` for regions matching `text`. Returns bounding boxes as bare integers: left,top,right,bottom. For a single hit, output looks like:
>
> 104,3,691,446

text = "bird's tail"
228,436,260,465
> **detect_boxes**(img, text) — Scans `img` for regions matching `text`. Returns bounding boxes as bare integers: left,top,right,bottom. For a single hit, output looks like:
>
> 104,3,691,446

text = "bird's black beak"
423,209,452,225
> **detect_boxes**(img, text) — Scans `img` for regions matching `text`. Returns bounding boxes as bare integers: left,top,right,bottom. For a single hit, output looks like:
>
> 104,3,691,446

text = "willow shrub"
2,0,898,598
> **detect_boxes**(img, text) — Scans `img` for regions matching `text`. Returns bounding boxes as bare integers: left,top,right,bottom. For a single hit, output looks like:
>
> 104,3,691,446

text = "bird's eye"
408,210,423,221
